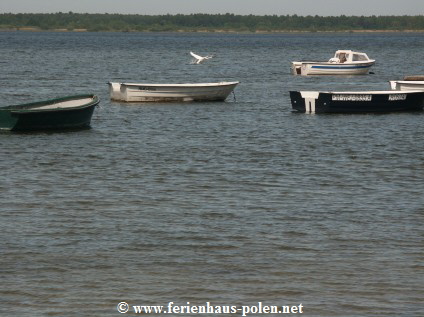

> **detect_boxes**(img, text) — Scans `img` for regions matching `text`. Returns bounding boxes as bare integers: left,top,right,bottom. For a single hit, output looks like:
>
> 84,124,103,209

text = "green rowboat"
0,94,99,131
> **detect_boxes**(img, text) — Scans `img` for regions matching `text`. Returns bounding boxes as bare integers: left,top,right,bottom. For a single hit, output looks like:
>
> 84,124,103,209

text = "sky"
1,0,423,16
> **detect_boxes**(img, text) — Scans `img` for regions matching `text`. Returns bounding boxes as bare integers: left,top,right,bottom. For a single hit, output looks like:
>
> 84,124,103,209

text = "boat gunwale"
116,81,240,88
390,80,424,84
3,94,99,114
293,60,375,65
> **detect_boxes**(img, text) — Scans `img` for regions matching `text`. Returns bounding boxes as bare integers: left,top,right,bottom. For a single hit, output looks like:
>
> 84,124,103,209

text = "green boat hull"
0,94,99,131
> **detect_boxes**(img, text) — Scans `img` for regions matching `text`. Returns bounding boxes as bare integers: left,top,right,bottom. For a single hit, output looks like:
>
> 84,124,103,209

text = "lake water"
0,31,423,316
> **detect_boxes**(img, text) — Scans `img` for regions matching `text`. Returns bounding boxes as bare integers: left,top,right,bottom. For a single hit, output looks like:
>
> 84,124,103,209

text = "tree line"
0,13,423,32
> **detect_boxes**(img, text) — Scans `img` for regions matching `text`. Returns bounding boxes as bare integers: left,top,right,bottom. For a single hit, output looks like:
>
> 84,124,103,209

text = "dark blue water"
1,31,423,316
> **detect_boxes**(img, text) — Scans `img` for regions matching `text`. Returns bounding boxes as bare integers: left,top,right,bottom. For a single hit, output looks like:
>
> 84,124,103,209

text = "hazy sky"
1,0,423,16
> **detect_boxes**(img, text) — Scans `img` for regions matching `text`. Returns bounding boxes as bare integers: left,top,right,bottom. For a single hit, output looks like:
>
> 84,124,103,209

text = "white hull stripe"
300,92,320,114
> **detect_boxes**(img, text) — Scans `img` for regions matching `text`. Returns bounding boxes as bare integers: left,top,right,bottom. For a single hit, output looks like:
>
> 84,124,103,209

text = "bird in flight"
190,51,215,64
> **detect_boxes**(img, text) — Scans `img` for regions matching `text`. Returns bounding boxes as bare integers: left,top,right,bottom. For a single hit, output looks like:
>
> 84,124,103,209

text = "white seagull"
190,51,215,64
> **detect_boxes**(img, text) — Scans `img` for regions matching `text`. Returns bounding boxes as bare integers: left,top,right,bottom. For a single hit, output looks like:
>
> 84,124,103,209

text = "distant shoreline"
2,13,423,33
1,27,424,33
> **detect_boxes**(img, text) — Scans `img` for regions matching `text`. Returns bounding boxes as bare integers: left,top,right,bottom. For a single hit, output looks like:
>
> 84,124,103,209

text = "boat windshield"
352,54,368,61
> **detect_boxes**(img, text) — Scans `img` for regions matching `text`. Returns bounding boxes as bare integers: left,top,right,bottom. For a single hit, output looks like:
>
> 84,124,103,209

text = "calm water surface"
0,32,423,316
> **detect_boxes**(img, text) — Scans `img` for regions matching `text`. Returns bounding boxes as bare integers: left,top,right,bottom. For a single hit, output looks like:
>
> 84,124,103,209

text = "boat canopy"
329,50,372,63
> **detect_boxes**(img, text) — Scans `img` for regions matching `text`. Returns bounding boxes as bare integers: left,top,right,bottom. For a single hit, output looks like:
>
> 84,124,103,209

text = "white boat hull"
292,61,375,75
389,80,424,91
108,81,239,102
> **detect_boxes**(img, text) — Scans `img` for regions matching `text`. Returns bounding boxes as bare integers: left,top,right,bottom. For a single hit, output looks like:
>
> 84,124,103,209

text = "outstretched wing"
190,51,203,60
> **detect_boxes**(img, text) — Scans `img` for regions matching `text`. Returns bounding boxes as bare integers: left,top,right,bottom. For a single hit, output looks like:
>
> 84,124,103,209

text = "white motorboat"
291,50,375,76
108,81,239,102
389,75,424,91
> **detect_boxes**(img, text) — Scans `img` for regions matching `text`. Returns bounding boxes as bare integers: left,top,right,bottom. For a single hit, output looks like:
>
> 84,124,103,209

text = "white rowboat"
389,75,424,91
108,81,239,102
